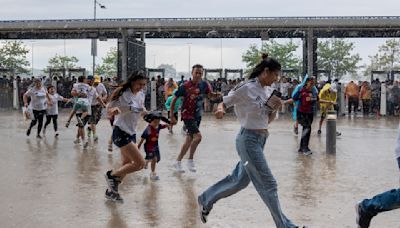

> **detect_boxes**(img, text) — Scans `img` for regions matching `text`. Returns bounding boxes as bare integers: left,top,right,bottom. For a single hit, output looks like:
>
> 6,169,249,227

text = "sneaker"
105,189,123,203
294,126,298,135
104,170,121,193
150,173,160,181
198,196,210,224
36,135,42,139
356,202,372,228
73,138,81,144
336,131,342,137
303,150,312,156
317,129,322,135
55,131,59,137
93,135,99,142
187,160,197,172
83,141,89,149
65,121,70,128
173,161,185,173
26,128,31,136
107,143,113,152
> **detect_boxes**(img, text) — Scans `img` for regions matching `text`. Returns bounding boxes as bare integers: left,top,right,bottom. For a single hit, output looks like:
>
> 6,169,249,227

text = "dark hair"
248,54,281,79
78,76,85,83
47,85,54,91
109,71,148,101
192,64,203,71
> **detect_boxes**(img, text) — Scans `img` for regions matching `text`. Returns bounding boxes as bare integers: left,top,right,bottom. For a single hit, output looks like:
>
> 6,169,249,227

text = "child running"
43,85,71,137
104,71,148,202
138,112,170,180
66,76,90,128
165,89,182,134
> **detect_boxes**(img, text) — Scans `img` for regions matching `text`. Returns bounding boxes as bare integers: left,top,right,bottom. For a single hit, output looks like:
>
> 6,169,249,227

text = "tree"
317,38,361,79
377,39,400,71
45,54,79,72
0,40,30,74
96,47,117,77
242,39,301,75
362,54,380,77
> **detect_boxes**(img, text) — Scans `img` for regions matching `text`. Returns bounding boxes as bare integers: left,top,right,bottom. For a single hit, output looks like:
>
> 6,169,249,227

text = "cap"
87,75,94,80
143,111,170,124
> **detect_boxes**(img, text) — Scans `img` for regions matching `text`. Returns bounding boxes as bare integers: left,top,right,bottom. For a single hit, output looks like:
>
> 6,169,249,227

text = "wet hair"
78,76,85,83
192,64,203,71
249,53,281,79
47,85,54,91
109,71,148,101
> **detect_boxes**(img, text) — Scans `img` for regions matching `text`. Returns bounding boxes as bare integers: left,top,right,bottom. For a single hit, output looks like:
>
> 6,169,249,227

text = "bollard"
326,110,337,153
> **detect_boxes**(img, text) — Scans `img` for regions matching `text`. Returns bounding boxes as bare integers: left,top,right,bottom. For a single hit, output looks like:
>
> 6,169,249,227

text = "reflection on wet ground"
1,111,399,227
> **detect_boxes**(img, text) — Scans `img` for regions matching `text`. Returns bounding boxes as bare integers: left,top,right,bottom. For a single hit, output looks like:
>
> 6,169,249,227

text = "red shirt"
141,124,168,153
298,87,314,113
175,80,212,120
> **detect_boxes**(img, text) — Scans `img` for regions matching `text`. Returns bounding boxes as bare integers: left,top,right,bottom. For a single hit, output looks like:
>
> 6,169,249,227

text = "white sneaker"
187,160,197,172
150,173,160,181
73,138,81,144
173,161,185,173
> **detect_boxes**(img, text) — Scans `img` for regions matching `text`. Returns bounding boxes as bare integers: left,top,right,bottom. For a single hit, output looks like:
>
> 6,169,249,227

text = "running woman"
65,76,90,128
197,55,305,228
43,85,71,137
170,64,221,172
104,71,148,202
138,112,170,180
23,78,52,139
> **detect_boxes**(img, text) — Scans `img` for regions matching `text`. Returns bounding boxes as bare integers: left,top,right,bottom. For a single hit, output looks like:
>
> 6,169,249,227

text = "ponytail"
248,53,281,79
109,71,148,102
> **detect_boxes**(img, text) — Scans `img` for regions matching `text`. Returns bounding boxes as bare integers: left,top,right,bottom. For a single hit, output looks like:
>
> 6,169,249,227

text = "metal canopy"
2,17,400,39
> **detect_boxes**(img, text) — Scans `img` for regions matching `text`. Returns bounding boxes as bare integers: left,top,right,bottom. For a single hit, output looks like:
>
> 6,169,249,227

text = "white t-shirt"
92,83,107,105
72,82,90,96
280,82,291,97
47,93,64,115
108,90,145,135
25,87,47,111
223,78,273,130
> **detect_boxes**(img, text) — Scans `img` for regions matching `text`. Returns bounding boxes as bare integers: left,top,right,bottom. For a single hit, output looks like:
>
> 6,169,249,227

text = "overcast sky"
1,0,399,75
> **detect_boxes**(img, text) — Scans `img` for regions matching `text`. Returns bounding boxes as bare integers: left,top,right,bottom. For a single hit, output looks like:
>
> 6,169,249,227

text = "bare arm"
215,102,226,119
137,138,145,149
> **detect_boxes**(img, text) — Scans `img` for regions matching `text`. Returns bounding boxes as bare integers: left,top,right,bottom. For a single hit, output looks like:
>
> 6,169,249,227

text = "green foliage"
362,39,400,76
0,40,30,74
96,47,117,76
242,39,301,75
317,38,361,79
45,54,79,72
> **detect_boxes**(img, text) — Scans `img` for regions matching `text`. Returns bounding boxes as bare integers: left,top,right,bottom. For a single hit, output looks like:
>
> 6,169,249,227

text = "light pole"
92,0,106,75
30,40,35,76
153,54,156,68
220,38,223,70
187,43,191,77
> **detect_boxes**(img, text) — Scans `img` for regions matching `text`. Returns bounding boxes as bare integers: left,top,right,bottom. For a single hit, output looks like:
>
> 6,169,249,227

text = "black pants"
44,114,58,132
348,97,359,114
362,99,371,115
29,110,46,136
297,111,314,151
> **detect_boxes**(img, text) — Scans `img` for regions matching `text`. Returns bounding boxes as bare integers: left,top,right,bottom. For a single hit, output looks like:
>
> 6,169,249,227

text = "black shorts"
145,149,160,162
183,119,201,135
89,105,102,124
112,126,136,148
76,113,90,128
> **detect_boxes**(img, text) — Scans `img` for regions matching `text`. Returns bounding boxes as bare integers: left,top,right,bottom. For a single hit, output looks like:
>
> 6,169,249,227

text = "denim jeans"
360,188,400,216
198,128,296,228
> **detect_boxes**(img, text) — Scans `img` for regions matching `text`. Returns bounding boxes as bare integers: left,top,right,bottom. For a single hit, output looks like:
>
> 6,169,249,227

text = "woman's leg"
151,157,157,173
112,142,146,180
36,111,45,136
53,115,58,132
238,130,296,228
44,115,51,130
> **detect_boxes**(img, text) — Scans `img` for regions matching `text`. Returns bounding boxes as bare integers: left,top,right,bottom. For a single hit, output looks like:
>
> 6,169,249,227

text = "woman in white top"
23,78,51,139
43,85,70,137
104,71,148,202
197,55,304,228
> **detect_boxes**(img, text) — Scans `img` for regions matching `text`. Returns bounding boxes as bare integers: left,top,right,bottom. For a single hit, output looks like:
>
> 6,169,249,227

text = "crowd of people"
14,54,400,227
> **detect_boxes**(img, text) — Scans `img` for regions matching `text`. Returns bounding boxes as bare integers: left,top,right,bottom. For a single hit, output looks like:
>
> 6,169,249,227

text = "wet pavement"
1,110,399,228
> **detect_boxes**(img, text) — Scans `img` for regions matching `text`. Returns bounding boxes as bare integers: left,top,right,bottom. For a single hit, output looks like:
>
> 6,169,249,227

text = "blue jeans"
360,188,400,216
198,128,296,228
